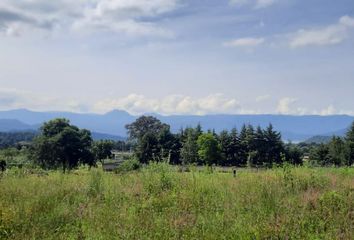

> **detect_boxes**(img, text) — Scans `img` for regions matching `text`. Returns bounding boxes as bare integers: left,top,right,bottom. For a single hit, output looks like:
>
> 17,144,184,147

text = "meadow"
0,164,353,240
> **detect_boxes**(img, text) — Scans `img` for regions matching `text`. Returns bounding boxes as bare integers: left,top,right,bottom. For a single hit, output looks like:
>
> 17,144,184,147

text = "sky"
0,0,354,116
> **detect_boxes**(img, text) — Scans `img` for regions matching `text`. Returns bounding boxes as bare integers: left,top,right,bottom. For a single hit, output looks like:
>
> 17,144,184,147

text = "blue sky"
0,0,353,115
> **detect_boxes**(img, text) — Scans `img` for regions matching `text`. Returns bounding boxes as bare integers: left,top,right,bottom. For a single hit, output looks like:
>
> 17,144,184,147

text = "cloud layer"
0,0,179,37
1,88,353,116
93,94,241,115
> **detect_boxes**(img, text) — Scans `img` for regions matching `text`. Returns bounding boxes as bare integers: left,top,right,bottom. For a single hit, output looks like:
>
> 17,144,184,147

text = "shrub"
115,158,141,174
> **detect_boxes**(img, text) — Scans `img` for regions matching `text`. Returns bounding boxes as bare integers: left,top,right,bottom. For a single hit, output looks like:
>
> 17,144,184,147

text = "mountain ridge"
0,109,353,142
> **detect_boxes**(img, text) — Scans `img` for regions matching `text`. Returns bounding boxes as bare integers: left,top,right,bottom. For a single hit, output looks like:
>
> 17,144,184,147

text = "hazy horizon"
2,107,354,118
1,0,354,116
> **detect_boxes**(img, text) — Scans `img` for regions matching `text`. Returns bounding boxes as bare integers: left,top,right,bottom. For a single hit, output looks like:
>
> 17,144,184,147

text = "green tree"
345,122,354,166
30,118,94,172
197,133,221,166
229,128,242,166
157,126,181,164
263,124,284,166
284,143,303,165
92,140,114,164
126,116,173,163
327,136,346,166
218,130,231,166
180,128,199,165
125,116,169,141
218,129,241,166
310,143,330,166
238,125,249,166
135,132,159,164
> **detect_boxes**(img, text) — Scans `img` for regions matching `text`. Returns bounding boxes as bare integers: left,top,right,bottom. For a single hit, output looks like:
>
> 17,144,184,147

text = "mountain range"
0,109,352,142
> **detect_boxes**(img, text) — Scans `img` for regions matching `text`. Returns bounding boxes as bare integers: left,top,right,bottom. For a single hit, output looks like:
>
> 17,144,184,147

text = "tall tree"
197,133,221,166
229,128,242,166
328,136,346,166
157,126,181,164
238,125,249,166
218,130,231,166
180,127,199,165
125,116,173,163
263,124,284,166
31,119,94,172
125,116,169,141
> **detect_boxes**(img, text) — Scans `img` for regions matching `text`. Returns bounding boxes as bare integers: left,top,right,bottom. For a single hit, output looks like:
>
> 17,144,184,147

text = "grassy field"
0,164,353,239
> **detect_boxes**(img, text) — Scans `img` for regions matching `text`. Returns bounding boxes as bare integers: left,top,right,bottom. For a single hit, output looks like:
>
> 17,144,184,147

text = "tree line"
1,116,354,172
127,116,354,167
126,116,303,167
0,131,36,149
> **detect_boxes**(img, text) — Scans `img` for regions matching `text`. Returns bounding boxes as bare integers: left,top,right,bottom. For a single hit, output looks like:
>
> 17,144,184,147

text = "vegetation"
127,117,302,167
0,165,353,239
92,140,114,164
307,123,354,166
0,131,36,149
0,117,353,239
29,119,95,172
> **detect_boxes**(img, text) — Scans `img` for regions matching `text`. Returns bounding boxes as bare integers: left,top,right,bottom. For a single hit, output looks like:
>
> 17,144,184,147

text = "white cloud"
93,93,242,115
277,97,297,114
1,89,353,116
320,105,336,116
339,15,354,27
230,0,277,9
290,15,354,48
223,37,265,47
0,0,179,37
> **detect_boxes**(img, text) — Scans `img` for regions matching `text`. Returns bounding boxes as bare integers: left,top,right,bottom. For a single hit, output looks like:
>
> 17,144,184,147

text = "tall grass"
1,165,353,239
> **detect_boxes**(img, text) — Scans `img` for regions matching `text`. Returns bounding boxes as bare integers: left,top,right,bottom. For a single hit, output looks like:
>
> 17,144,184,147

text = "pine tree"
345,121,354,166
180,128,199,165
239,124,249,166
328,136,346,166
263,124,284,166
229,128,242,166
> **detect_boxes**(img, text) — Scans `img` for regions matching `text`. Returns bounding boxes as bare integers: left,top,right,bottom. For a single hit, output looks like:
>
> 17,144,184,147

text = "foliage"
126,116,176,164
0,131,36,149
346,121,354,166
180,127,200,165
30,118,95,172
197,133,221,166
115,158,141,174
92,140,114,163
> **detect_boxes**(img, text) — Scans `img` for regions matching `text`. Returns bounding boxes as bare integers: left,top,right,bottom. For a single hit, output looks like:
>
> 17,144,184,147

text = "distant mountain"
0,119,36,132
91,132,126,141
303,136,333,144
0,109,353,142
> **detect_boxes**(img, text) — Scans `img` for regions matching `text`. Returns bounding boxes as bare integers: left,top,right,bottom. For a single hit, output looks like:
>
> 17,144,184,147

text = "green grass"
1,165,353,239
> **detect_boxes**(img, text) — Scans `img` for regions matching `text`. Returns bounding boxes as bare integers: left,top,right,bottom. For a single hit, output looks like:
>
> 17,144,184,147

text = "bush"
115,158,141,174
